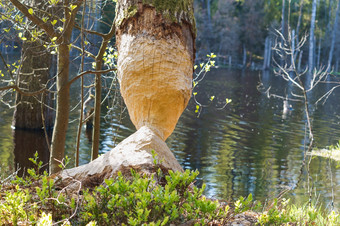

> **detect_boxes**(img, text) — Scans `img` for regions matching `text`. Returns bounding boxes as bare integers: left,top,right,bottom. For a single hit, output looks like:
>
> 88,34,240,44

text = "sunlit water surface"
1,69,340,209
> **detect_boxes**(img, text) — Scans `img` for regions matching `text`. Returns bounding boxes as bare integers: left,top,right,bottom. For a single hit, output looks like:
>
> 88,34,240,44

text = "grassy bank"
0,153,339,225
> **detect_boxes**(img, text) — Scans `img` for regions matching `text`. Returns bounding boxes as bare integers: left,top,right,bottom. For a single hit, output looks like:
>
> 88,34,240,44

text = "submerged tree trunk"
327,0,340,71
308,0,317,75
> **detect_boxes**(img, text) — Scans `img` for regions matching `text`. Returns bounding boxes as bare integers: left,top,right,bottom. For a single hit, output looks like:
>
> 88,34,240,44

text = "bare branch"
67,68,116,86
0,85,47,96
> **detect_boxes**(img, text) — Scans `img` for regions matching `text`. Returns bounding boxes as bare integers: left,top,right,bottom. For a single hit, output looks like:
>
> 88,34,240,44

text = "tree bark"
308,0,317,76
12,0,54,130
13,38,54,129
50,43,71,174
49,1,81,174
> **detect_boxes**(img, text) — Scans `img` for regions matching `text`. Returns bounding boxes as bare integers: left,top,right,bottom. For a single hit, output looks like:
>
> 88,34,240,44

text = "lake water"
1,69,339,209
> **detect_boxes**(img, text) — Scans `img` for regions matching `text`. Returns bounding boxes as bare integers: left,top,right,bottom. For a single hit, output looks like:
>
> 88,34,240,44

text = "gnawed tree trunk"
115,0,195,140
55,0,196,185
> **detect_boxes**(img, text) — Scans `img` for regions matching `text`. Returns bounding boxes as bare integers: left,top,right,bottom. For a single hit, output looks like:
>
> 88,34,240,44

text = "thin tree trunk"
267,39,272,69
243,44,247,68
50,43,71,174
317,34,321,69
295,0,304,62
281,0,286,66
282,0,286,39
308,0,317,75
263,37,269,70
205,0,212,52
327,0,340,71
49,1,81,174
207,0,211,26
291,29,295,67
298,50,303,72
91,25,115,161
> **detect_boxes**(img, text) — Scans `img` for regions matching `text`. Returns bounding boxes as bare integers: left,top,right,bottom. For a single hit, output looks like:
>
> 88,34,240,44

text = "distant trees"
194,0,340,72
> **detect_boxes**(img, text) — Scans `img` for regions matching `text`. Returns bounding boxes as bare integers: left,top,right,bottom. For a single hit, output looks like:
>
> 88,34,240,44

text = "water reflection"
13,129,51,176
0,69,339,209
169,69,340,208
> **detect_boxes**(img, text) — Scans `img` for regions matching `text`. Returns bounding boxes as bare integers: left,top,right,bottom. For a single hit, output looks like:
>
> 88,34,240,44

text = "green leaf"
226,98,232,104
28,8,33,15
69,4,77,11
210,96,215,101
51,20,57,26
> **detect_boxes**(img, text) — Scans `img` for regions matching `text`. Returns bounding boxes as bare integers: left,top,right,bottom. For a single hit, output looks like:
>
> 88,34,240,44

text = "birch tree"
308,0,317,75
327,0,340,71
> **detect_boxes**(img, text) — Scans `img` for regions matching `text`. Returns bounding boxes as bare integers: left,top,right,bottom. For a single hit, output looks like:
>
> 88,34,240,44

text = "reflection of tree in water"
169,69,340,207
13,129,51,176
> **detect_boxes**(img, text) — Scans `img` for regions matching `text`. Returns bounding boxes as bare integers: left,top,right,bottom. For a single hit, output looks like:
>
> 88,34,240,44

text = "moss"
115,0,196,36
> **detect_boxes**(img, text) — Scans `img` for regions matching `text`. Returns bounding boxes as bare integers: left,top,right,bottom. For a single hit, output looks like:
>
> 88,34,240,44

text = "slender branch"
74,24,106,38
70,44,96,59
67,68,116,86
0,85,46,96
